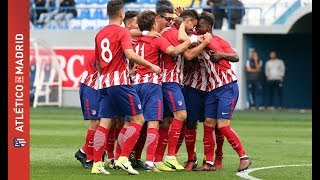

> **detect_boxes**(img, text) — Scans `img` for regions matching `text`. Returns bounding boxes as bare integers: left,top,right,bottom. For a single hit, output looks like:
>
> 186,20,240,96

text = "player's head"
180,9,199,33
107,0,125,20
138,10,157,32
123,10,139,30
270,50,277,59
196,12,215,35
156,5,174,31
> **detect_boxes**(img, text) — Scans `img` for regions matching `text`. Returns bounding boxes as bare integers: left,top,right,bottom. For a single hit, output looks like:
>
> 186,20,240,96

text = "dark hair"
123,10,139,23
137,10,157,31
199,12,215,27
156,5,173,15
180,9,199,21
107,0,124,19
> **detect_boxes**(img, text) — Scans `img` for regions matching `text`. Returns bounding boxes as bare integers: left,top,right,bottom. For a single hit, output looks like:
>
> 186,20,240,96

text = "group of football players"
74,0,252,175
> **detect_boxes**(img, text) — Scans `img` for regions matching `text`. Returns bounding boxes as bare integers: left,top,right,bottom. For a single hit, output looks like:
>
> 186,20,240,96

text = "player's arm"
164,38,195,57
212,39,239,62
211,51,239,62
178,21,189,42
182,33,212,61
124,49,161,74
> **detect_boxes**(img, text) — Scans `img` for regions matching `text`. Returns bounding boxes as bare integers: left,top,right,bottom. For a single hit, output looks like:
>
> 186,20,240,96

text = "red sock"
154,126,168,162
146,128,159,161
219,125,246,157
106,127,115,159
185,128,196,161
93,126,108,162
167,119,183,156
175,125,185,155
215,126,225,155
115,128,121,139
120,123,142,157
115,127,127,160
135,125,147,160
203,125,215,162
82,129,95,161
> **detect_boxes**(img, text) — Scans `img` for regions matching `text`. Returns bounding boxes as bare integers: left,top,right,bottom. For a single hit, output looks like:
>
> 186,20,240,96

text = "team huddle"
74,0,252,175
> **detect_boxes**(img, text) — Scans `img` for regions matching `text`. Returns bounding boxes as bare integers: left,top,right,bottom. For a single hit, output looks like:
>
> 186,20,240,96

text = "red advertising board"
53,48,94,89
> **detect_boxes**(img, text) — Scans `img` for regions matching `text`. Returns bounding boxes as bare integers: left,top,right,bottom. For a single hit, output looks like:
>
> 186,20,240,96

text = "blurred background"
29,0,312,112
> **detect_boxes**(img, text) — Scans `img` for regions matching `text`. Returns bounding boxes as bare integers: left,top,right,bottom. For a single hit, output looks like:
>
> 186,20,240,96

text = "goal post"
30,38,62,107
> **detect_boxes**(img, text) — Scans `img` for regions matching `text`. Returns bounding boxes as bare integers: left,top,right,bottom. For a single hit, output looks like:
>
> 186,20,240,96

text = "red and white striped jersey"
184,36,237,92
183,59,211,92
161,25,184,85
131,36,171,85
95,24,133,89
199,35,238,92
79,53,99,90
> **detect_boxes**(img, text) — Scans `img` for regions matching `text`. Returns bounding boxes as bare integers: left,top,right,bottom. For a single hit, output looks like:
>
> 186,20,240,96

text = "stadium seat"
35,24,44,29
92,8,104,19
75,0,86,4
85,0,99,4
47,24,58,29
85,26,95,30
137,0,151,4
98,0,109,4
76,8,91,19
72,25,82,30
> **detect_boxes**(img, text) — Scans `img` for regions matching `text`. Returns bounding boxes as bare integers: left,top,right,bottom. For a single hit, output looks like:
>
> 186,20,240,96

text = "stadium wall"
237,5,312,109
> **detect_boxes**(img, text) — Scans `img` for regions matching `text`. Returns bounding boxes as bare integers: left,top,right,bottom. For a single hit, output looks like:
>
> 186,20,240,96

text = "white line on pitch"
236,164,312,180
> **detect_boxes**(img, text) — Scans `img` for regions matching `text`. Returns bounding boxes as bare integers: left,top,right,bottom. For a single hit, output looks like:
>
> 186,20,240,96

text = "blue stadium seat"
137,0,150,4
76,8,91,19
47,24,58,29
75,0,86,4
98,0,109,4
92,8,104,19
86,26,95,30
72,25,82,30
35,24,44,29
85,0,99,4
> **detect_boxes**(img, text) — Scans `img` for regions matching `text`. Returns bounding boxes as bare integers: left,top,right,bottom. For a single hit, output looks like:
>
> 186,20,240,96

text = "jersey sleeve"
220,39,235,53
158,37,172,53
162,28,180,46
120,28,133,50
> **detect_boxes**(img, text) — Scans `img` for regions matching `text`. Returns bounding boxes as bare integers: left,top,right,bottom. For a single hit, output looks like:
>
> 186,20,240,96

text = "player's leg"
175,124,185,157
133,123,147,169
115,117,128,166
112,85,145,175
216,81,252,172
105,119,117,167
76,83,100,169
153,116,174,171
134,83,163,172
183,86,206,170
214,125,225,170
91,88,117,175
162,82,187,170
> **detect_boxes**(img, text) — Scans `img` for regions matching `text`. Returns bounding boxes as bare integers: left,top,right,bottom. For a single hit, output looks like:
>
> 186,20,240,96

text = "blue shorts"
183,86,208,122
125,83,163,122
162,82,186,117
79,83,99,120
99,85,142,119
205,81,239,120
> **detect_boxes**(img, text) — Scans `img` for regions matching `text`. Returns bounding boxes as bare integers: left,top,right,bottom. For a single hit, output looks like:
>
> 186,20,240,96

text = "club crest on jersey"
138,104,142,110
178,101,183,106
92,110,97,115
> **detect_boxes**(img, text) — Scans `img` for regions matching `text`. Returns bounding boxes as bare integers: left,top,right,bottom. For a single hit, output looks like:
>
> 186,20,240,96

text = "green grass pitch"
31,107,312,179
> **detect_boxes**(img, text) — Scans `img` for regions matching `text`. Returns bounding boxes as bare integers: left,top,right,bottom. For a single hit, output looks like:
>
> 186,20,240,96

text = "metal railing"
30,5,262,30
